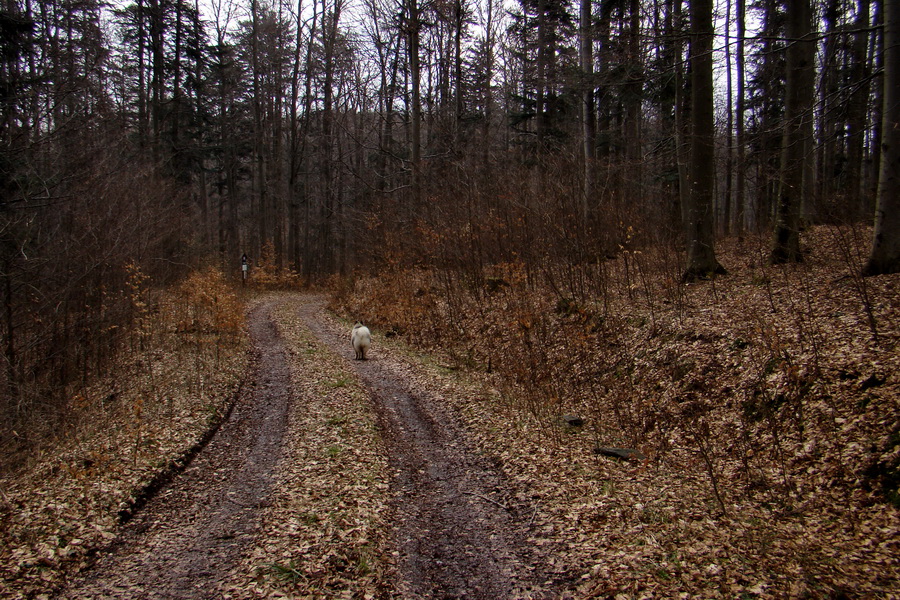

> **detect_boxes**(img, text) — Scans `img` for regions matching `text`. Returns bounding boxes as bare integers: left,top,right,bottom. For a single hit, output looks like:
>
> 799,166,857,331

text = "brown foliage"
249,241,304,290
175,267,246,340
0,268,249,598
331,225,900,597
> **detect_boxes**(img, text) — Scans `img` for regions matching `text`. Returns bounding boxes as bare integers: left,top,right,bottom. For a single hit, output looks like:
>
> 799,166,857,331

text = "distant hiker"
351,322,371,360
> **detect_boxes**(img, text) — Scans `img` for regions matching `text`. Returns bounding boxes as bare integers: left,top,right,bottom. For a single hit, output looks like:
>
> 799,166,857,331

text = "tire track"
297,299,553,600
59,299,293,599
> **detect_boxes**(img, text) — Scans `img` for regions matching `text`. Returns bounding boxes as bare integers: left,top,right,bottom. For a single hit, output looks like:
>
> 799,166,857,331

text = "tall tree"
748,0,786,230
580,0,595,218
406,0,422,203
319,0,344,272
863,0,900,275
723,0,733,234
682,0,725,281
623,0,643,205
770,0,814,263
846,0,872,218
734,0,746,233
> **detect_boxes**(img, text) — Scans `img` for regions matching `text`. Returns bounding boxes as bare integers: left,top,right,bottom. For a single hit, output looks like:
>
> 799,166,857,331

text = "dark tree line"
1,0,898,429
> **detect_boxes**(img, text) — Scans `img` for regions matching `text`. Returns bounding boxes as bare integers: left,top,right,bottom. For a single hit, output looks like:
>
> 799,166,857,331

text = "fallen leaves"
332,225,900,598
223,296,394,599
0,291,249,600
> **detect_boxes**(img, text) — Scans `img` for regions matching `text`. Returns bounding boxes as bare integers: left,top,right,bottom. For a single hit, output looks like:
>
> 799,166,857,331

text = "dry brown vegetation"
1,224,898,599
0,268,248,599
331,224,900,598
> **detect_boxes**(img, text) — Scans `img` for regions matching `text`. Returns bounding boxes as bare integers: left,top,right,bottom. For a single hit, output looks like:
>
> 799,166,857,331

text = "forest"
1,0,899,595
1,0,899,426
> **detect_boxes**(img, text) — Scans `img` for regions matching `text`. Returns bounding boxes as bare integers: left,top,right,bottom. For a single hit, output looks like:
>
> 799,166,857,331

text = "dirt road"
60,295,557,599
60,299,294,598
298,300,553,599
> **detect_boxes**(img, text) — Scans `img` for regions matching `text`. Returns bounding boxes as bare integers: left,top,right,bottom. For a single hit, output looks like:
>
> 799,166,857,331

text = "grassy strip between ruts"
225,294,395,599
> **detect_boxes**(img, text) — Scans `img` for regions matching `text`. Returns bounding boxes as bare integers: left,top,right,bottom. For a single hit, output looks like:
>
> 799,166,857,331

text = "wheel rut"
298,299,553,599
58,295,554,599
58,299,293,599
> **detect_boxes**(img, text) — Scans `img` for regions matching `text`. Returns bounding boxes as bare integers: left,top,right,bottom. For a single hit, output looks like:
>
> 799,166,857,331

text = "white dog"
351,322,371,360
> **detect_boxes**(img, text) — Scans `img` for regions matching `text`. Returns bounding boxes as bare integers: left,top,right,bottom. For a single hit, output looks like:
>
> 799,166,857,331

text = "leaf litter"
3,225,899,599
331,226,900,599
229,295,565,599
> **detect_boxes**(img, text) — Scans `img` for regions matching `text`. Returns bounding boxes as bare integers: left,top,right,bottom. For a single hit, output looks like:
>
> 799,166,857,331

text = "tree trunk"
868,0,884,208
673,0,690,225
770,0,814,264
847,0,872,218
723,0,733,236
682,0,725,281
148,0,165,152
847,0,872,216
817,0,841,216
407,0,421,204
137,0,148,145
288,0,307,272
863,0,900,275
536,0,550,144
580,0,595,220
735,0,746,234
250,0,266,258
454,0,464,150
624,0,642,206
3,259,16,401
320,0,342,274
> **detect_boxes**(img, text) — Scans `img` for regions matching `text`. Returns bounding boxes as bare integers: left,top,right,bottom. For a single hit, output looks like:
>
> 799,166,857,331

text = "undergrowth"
0,266,249,599
330,225,900,597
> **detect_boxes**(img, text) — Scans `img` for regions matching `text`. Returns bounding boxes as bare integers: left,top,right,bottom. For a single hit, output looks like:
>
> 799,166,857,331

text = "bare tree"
682,0,725,281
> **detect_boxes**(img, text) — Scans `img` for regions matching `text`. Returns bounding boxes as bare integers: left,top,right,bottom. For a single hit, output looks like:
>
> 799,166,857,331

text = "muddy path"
298,299,555,599
59,295,557,599
59,299,293,599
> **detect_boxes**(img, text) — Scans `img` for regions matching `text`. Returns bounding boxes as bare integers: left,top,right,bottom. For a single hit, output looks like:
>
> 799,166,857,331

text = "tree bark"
454,0,464,150
624,0,642,206
847,0,872,219
580,0,595,220
148,0,165,153
682,0,725,281
673,0,690,225
770,0,814,264
723,0,733,235
407,0,421,205
735,0,746,234
864,0,900,275
137,0,148,145
320,0,342,274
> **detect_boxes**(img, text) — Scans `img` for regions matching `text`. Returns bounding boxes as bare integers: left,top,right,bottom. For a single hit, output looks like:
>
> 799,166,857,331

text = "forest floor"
2,226,899,599
2,294,570,599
